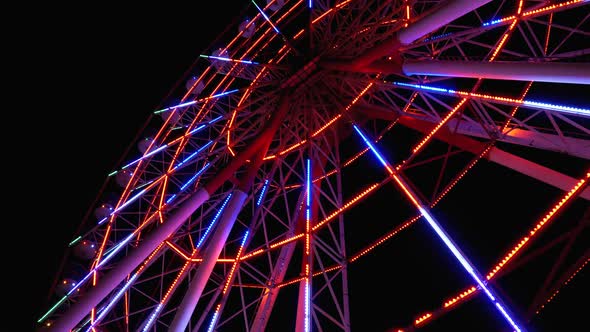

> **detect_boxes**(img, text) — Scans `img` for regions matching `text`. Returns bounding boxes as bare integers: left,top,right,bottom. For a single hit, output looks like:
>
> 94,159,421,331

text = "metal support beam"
402,60,590,85
397,116,590,200
446,118,590,160
398,0,492,44
321,0,492,70
168,190,248,331
49,188,210,332
526,207,590,319
250,241,297,331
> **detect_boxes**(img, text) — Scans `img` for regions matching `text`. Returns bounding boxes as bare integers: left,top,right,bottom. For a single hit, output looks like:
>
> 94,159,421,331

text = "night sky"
29,2,588,331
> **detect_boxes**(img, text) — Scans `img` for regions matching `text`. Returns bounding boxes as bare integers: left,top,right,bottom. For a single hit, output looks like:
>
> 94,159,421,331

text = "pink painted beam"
402,60,590,85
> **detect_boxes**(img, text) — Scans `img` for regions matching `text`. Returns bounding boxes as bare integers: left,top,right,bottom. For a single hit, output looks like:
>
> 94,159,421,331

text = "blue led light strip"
200,54,258,65
154,90,239,114
252,0,280,34
352,124,524,332
197,193,233,248
392,81,590,118
110,115,221,178
101,193,234,331
257,179,270,206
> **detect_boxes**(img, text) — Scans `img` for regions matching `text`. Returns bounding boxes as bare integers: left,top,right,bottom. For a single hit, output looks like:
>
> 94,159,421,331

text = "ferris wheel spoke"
352,122,527,331
402,60,590,85
390,81,590,118
396,171,589,330
397,115,590,199
168,92,291,329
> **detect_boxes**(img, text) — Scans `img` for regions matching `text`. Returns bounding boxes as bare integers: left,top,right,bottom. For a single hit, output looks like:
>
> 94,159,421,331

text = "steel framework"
39,0,589,331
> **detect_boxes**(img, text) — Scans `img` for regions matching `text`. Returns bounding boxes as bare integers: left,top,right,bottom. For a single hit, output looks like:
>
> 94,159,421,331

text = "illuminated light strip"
312,9,332,24
172,141,213,170
278,276,306,288
335,0,352,9
257,179,270,206
97,178,162,224
180,163,212,191
312,183,380,231
444,286,477,308
223,11,289,154
501,82,533,132
392,82,590,117
522,0,587,17
348,145,493,266
222,231,250,294
415,313,432,325
285,133,388,189
537,258,589,314
431,145,493,206
481,0,586,27
422,32,453,42
263,112,342,160
490,19,518,61
517,0,524,14
86,243,164,331
252,0,281,34
132,178,155,192
487,173,589,280
304,274,311,332
350,216,420,262
220,0,302,157
412,99,467,154
38,209,162,321
482,15,516,26
68,236,82,247
240,233,305,260
197,193,233,248
226,111,238,157
226,57,273,156
114,115,220,177
166,194,177,205
264,82,371,161
400,172,589,329
140,259,191,331
86,275,138,332
243,182,384,260
199,54,258,65
166,240,192,261
203,231,249,332
154,89,240,114
306,158,312,240
122,144,168,170
276,264,343,288
352,124,524,332
544,13,553,54
143,226,244,331
207,304,222,332
304,158,312,332
404,0,410,27
145,245,233,329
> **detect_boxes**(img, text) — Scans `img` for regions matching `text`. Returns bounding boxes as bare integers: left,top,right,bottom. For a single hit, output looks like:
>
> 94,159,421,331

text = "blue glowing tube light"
352,124,524,332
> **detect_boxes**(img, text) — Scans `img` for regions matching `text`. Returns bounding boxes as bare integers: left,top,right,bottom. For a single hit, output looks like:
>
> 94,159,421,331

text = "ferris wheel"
38,0,589,331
